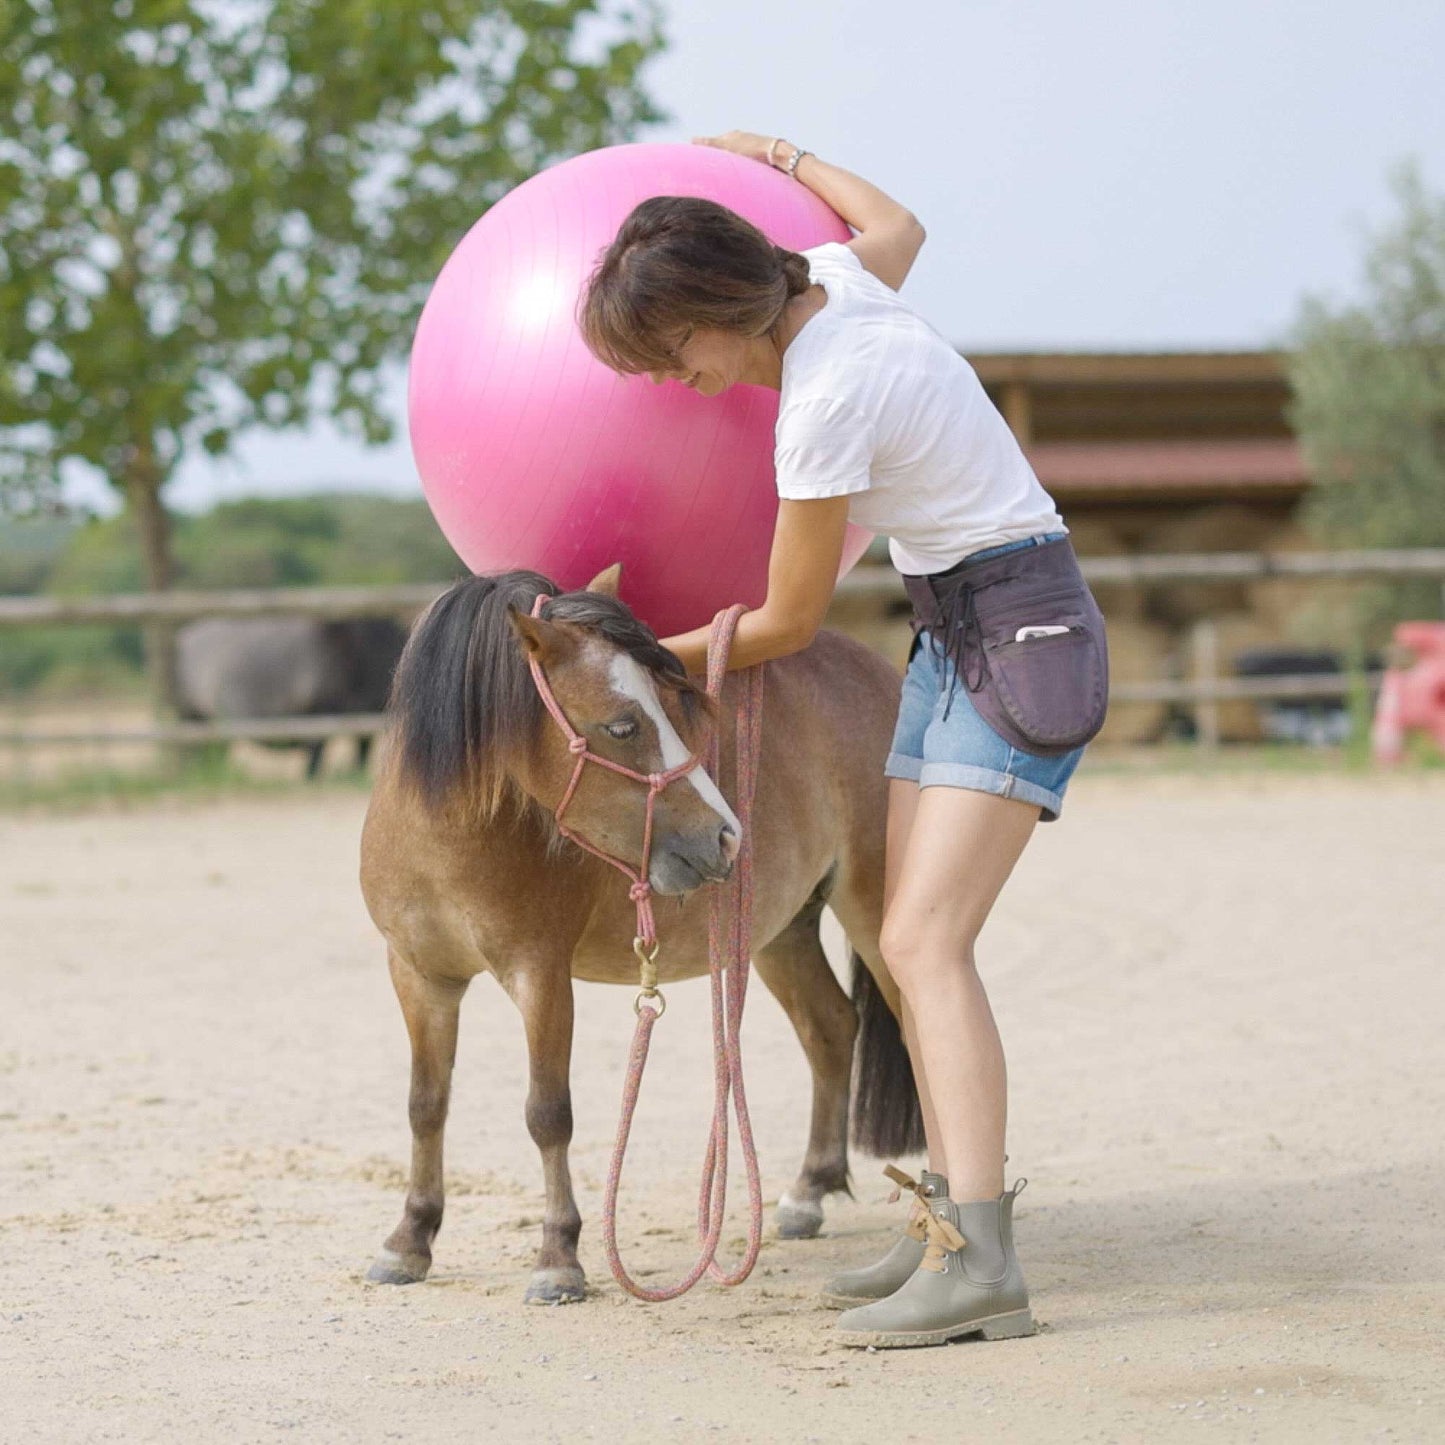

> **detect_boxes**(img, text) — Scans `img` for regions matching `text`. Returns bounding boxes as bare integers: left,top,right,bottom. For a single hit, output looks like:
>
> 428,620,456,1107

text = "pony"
359,566,921,1302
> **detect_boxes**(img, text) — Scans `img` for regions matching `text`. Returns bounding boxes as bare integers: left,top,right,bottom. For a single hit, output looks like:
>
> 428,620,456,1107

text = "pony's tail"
849,954,925,1157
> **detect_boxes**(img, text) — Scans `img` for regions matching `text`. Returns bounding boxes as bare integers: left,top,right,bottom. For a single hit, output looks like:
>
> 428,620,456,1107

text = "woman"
579,132,1108,1348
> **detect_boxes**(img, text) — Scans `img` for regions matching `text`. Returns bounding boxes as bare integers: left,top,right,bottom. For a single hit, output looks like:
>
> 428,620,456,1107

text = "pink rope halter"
526,593,700,950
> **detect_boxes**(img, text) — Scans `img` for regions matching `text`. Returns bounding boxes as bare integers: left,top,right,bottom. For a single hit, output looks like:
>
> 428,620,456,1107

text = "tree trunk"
123,450,182,745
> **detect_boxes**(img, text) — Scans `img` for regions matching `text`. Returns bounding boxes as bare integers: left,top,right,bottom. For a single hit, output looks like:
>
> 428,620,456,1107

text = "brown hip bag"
902,536,1110,758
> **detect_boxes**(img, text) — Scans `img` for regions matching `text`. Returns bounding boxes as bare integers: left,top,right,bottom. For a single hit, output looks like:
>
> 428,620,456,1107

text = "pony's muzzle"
650,822,738,895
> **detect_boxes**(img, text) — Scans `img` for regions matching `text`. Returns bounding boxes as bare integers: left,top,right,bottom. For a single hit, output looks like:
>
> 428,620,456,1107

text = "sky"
63,0,1445,515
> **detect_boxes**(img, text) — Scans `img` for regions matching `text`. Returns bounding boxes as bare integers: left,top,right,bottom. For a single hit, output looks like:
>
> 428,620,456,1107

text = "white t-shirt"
774,242,1065,575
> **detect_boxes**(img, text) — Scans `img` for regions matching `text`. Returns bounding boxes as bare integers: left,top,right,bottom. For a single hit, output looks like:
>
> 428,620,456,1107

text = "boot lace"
918,1205,968,1274
882,1164,938,1243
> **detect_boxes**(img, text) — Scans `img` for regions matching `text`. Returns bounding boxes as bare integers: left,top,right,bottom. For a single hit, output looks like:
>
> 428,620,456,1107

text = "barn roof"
1028,438,1308,501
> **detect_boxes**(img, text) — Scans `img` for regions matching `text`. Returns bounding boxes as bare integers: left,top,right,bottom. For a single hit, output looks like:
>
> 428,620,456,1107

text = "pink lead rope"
526,597,765,1301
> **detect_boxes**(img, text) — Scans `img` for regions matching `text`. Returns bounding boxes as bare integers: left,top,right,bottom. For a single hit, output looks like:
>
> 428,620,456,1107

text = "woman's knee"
879,914,980,993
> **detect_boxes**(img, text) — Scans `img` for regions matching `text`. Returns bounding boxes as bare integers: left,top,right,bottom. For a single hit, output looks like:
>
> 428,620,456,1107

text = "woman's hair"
578,195,812,375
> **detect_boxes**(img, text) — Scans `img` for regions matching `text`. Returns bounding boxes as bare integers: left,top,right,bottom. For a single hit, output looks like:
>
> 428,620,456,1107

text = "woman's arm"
659,494,852,675
694,131,926,290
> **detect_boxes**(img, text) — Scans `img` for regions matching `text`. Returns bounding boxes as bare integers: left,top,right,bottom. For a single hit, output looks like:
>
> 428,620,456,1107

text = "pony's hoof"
524,1267,587,1305
366,1248,430,1285
775,1193,825,1240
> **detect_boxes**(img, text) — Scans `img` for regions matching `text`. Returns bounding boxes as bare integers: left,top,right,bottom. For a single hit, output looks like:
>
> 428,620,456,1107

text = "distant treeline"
0,494,463,698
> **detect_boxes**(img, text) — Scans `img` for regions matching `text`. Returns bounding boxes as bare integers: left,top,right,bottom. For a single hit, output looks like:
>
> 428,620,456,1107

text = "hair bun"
581,197,815,368
774,244,812,299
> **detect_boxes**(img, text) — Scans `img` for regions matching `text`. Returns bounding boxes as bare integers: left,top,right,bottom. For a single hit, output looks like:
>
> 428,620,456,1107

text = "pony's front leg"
368,953,467,1284
753,903,858,1239
500,962,586,1304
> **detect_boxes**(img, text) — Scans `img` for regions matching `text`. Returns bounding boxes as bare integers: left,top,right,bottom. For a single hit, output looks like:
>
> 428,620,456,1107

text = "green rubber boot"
818,1166,948,1309
835,1179,1035,1348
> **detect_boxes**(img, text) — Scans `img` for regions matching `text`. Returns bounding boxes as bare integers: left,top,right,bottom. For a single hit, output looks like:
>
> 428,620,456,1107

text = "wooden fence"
2,548,1443,750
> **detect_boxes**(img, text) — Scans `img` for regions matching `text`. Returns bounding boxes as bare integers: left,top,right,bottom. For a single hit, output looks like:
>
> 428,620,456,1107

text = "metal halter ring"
633,989,667,1018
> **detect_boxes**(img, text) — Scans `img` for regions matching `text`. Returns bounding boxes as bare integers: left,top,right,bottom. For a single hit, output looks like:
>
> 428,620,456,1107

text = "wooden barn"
974,349,1305,552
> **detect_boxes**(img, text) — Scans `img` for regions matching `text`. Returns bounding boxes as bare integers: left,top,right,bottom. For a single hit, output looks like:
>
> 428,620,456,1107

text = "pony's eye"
603,719,638,741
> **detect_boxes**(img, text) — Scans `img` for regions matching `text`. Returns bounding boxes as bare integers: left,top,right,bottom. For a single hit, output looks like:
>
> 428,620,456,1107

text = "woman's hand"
693,133,925,289
692,131,779,166
690,135,919,290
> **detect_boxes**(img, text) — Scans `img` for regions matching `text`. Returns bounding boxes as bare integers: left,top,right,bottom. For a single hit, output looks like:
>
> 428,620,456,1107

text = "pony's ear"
508,609,574,668
585,562,623,598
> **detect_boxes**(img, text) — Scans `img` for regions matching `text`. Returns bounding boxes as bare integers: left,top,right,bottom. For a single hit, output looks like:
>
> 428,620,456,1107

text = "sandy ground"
2,769,1443,1444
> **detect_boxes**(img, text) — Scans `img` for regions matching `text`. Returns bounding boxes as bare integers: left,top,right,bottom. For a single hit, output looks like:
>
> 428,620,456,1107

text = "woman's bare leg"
884,780,946,1177
880,786,1039,1202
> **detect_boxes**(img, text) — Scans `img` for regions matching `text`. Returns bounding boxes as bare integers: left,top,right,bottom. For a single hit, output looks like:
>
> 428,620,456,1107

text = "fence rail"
0,582,445,627
2,547,1438,753
3,548,1445,628
0,715,386,747
0,673,1384,751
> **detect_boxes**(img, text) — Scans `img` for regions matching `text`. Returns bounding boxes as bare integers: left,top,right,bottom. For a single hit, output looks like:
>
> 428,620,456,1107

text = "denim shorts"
885,534,1086,822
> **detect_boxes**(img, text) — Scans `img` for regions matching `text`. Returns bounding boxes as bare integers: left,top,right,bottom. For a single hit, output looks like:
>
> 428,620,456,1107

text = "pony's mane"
389,570,707,817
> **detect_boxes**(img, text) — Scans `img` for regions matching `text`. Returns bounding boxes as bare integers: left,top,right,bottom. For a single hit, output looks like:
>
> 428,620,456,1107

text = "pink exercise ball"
408,142,871,637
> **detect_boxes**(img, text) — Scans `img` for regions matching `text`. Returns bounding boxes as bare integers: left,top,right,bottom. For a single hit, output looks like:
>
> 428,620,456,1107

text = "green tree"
1290,163,1445,633
0,0,663,712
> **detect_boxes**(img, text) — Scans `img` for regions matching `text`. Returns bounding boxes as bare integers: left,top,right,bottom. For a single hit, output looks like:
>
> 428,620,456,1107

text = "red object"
1372,622,1445,764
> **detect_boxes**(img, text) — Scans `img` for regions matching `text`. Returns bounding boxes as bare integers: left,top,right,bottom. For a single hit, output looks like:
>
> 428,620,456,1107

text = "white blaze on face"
608,654,742,839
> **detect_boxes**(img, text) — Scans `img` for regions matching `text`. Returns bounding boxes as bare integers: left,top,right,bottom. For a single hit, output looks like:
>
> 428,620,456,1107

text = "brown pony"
360,566,922,1302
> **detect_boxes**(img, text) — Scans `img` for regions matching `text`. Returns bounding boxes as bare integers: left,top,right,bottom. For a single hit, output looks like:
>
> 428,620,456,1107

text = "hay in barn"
825,591,915,672
1192,614,1287,743
1140,503,1286,556
1098,617,1174,745
1059,515,1148,621
1061,514,1132,556
1140,505,1299,626
1095,584,1148,624
1242,521,1324,638
1245,577,1319,637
